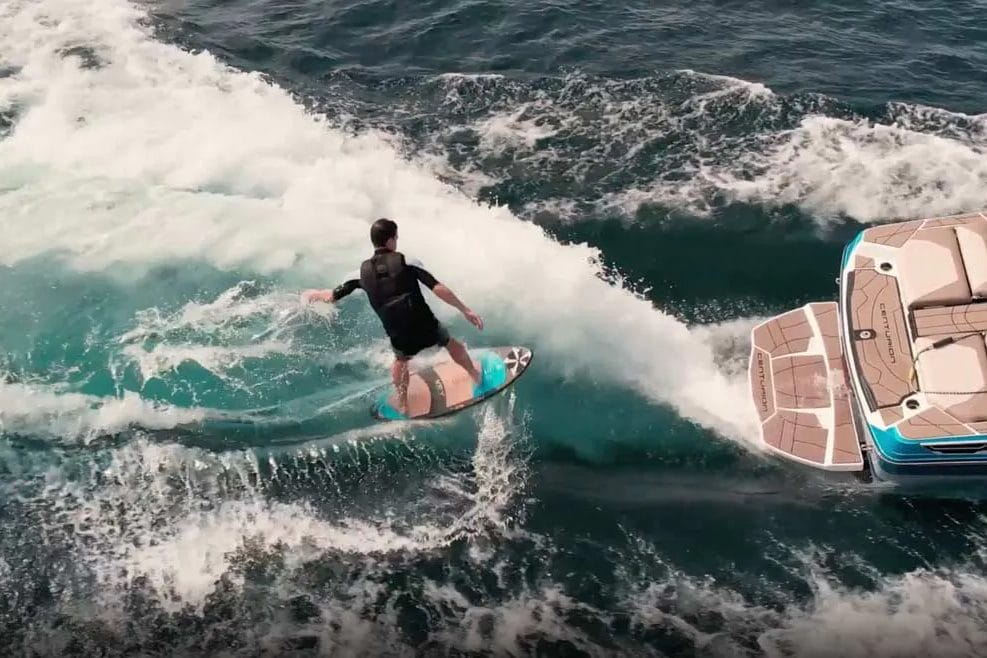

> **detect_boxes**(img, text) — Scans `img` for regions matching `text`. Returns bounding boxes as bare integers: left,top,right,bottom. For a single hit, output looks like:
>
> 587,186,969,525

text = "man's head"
370,218,398,250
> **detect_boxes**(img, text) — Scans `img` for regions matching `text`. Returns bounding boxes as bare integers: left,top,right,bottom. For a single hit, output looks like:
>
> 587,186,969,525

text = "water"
2,0,987,655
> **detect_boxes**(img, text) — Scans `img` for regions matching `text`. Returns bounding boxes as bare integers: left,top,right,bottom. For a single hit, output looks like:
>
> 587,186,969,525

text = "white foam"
691,315,771,381
597,107,987,224
458,70,987,226
620,535,987,658
425,396,530,539
0,0,758,443
719,116,987,224
431,69,778,223
42,399,529,611
424,581,605,656
759,568,987,658
675,69,776,113
886,101,987,145
120,339,292,383
0,379,205,442
116,498,436,608
118,282,319,344
113,282,332,383
0,556,10,586
598,176,715,219
473,103,571,153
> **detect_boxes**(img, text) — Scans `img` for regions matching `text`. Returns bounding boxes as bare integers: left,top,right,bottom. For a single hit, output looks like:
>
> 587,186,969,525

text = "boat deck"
749,211,987,473
847,212,987,439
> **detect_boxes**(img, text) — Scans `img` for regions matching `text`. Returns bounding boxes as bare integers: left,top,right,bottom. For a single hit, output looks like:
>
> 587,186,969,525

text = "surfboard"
371,346,533,421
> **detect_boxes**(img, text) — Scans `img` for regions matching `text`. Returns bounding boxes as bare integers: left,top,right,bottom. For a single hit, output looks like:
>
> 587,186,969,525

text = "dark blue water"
2,0,987,655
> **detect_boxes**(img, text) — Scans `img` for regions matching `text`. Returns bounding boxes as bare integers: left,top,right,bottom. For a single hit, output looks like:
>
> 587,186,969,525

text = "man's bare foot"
396,398,409,416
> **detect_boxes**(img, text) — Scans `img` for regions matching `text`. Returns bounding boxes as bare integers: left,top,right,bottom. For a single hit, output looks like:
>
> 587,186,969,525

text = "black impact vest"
359,250,437,339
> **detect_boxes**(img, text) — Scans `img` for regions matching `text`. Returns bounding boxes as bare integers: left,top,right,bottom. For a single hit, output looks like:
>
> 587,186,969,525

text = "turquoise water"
2,0,987,655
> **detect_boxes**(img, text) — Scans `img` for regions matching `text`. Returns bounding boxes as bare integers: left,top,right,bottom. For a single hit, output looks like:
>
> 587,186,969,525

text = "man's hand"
302,289,334,304
432,283,483,330
463,308,483,330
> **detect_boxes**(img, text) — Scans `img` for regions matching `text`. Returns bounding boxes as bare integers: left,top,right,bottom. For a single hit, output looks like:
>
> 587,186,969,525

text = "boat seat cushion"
956,222,987,298
897,228,972,309
912,302,987,337
913,334,987,423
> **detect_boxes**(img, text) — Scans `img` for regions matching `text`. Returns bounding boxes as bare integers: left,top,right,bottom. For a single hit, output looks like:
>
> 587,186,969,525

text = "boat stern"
748,302,865,472
837,210,987,482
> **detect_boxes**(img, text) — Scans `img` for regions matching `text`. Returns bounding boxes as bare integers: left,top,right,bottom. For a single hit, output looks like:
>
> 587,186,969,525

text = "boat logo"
753,350,770,415
878,303,897,364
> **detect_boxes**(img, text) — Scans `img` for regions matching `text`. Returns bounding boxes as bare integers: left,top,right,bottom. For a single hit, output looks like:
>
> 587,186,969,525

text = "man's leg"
445,338,481,385
391,357,410,415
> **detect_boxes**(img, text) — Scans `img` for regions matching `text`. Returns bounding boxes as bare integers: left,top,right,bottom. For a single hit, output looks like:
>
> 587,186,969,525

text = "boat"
748,210,987,484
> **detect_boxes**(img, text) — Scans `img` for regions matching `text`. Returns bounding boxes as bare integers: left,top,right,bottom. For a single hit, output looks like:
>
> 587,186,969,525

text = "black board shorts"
391,323,451,360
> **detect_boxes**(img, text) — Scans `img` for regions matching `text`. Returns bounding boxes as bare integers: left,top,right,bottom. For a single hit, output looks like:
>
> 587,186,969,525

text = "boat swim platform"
750,302,864,470
750,210,987,471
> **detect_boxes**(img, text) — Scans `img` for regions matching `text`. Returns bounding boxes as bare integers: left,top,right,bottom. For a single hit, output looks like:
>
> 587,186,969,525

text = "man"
302,218,484,417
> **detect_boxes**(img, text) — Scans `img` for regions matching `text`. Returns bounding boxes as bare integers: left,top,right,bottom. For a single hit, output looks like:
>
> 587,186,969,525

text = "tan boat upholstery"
913,334,987,422
912,302,987,336
898,228,972,308
956,223,987,298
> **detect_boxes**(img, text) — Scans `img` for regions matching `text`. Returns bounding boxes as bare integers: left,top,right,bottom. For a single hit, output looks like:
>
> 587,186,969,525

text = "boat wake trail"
0,0,760,446
370,71,987,227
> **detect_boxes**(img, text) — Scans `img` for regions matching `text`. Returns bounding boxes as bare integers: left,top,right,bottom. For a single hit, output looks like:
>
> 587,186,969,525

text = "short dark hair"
370,218,397,247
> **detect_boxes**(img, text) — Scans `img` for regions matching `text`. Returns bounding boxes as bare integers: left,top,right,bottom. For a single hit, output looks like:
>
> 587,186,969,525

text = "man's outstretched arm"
302,279,360,303
411,265,483,330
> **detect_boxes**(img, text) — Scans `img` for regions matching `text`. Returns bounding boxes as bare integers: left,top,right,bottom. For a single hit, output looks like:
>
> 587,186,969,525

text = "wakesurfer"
302,218,484,416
